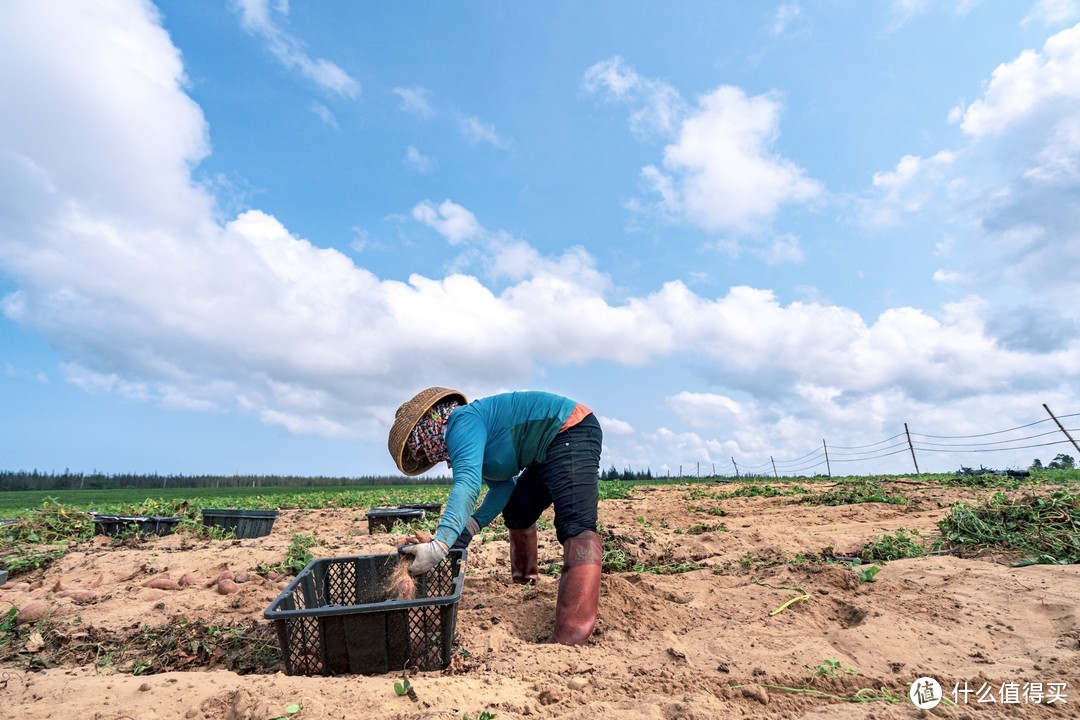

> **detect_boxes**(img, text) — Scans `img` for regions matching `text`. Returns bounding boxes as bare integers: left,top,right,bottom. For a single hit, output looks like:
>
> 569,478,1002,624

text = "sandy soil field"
0,479,1077,719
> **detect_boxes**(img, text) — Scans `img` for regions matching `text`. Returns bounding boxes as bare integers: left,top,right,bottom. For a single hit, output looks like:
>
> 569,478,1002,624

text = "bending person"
388,387,603,645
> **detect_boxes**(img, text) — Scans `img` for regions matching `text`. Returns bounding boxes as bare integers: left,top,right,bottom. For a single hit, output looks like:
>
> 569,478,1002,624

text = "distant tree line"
2,466,644,491
600,465,655,482
1030,453,1076,471
0,470,451,492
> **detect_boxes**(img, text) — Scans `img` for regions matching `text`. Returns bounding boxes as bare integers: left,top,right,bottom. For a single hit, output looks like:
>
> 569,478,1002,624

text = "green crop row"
0,484,455,518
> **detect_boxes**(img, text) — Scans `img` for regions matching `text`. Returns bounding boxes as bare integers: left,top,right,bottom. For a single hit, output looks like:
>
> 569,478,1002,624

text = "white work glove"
398,539,449,576
452,516,481,550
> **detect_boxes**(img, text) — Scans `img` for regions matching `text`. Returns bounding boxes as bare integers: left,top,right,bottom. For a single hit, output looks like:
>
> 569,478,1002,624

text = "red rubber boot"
509,524,539,585
551,530,602,645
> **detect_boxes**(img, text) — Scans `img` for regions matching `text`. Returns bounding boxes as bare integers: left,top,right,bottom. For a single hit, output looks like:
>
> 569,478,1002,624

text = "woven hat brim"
388,387,467,475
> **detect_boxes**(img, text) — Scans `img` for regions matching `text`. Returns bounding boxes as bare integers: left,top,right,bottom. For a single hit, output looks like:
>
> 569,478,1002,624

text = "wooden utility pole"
822,439,832,479
904,423,920,474
1043,403,1080,455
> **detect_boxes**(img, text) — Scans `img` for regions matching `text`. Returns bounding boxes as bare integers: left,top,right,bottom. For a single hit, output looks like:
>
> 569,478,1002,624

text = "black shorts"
502,413,602,543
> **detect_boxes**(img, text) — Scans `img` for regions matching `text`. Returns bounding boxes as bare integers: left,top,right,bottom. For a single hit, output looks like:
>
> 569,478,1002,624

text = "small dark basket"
366,507,424,533
201,509,279,539
398,502,443,516
263,549,467,676
91,515,181,537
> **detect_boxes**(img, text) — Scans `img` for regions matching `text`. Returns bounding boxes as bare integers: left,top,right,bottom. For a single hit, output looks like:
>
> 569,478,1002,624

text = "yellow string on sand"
753,577,810,616
769,592,810,616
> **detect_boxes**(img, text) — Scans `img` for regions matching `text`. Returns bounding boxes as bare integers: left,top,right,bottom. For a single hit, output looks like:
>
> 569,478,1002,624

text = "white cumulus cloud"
460,116,510,148
392,86,434,117
645,86,822,233
866,150,957,225
585,59,821,234
770,2,802,36
230,0,359,98
1023,0,1080,26
954,23,1080,139
582,56,686,137
862,21,1080,340
411,200,481,244
404,146,436,173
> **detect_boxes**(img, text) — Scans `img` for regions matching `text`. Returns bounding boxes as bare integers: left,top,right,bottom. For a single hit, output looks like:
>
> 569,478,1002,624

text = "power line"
908,417,1053,440
826,440,909,457
911,428,1063,449
771,449,826,467
670,405,1078,478
917,439,1073,454
829,446,913,463
828,432,906,450
772,446,826,464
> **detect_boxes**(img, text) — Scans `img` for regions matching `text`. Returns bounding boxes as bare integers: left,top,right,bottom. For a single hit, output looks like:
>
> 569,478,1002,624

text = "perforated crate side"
275,615,327,675
265,550,466,676
270,573,325,675
311,554,456,606
406,601,459,670
283,596,459,674
281,567,321,611
322,556,362,606
421,555,457,598
142,517,180,535
201,510,278,538
235,516,273,538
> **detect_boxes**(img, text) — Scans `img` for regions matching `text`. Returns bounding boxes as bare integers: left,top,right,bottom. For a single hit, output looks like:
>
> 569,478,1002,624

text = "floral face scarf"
406,400,460,467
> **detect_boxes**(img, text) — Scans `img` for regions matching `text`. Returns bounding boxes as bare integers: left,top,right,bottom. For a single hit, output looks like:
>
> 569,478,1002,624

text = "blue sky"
3,0,1080,478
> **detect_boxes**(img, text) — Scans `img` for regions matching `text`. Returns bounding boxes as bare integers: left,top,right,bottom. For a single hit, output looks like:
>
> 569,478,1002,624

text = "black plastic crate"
263,549,466,676
366,507,424,533
91,515,181,536
398,502,443,516
201,509,279,538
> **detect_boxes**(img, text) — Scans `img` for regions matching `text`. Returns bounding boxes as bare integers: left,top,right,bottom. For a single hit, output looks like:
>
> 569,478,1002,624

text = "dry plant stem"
386,555,417,600
384,532,430,600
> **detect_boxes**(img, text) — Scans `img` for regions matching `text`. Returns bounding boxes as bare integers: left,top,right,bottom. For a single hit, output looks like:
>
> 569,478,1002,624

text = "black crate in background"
365,507,425,533
263,549,466,676
91,515,180,536
201,509,279,538
398,502,443,516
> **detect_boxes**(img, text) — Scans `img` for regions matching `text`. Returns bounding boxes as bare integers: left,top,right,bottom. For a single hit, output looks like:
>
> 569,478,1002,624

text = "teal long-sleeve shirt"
434,391,577,548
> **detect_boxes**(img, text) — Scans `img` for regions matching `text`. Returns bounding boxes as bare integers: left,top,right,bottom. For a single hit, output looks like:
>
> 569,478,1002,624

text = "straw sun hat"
388,387,467,476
